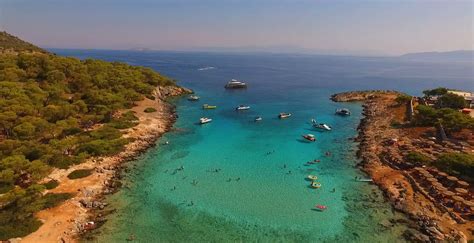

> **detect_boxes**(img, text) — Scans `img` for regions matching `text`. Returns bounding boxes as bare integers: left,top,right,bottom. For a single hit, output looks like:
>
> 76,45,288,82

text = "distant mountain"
400,50,474,62
0,31,47,53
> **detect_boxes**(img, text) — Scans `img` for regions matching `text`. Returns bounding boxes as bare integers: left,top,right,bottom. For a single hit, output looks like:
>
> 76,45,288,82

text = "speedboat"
202,104,217,109
255,116,263,122
199,117,212,124
302,134,316,142
188,95,200,101
311,119,332,131
335,108,351,116
307,175,318,181
225,79,247,89
278,113,291,119
311,181,321,188
236,105,250,111
314,205,327,211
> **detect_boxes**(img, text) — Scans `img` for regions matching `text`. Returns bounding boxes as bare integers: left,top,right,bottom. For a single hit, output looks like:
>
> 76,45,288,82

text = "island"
0,32,191,242
331,89,474,242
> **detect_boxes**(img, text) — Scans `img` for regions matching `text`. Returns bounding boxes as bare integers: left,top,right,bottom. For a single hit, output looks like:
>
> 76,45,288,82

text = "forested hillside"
0,32,176,239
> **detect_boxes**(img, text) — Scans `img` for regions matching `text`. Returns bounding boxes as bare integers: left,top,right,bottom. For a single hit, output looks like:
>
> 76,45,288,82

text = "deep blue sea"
53,49,474,242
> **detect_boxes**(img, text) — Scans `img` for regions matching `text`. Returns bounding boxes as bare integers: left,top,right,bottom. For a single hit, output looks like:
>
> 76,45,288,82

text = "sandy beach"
18,86,190,243
332,91,473,242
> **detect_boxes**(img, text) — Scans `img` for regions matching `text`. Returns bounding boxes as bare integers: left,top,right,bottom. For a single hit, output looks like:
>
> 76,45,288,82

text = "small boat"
199,117,212,124
302,134,316,142
307,175,318,181
311,119,332,131
278,113,292,119
188,95,200,101
202,104,217,109
225,79,247,89
236,105,250,111
335,108,351,116
311,181,321,188
314,205,327,211
356,178,373,182
255,116,263,122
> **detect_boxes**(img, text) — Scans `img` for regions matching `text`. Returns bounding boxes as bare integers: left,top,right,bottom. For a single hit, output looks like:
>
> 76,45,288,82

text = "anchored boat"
255,116,263,122
278,113,291,119
225,79,247,89
199,117,212,124
307,175,318,180
236,105,250,111
188,95,200,101
202,104,217,109
302,134,316,142
314,205,327,211
335,108,351,116
311,119,332,131
311,181,321,188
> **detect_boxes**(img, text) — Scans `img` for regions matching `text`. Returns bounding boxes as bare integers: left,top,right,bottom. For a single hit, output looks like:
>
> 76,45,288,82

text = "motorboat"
311,119,332,131
202,104,217,109
199,117,212,124
314,205,327,211
225,79,247,89
307,175,318,181
188,95,200,101
255,116,263,122
236,105,250,111
335,108,351,116
278,113,292,119
311,181,321,188
302,134,316,142
356,178,373,182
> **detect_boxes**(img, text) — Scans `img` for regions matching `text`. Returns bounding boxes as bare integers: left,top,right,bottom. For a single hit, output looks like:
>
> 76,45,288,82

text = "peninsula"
332,90,474,242
0,32,190,242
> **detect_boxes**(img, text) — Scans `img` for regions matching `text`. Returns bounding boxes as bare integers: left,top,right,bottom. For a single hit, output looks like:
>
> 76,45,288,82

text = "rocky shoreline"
20,85,191,243
332,90,472,242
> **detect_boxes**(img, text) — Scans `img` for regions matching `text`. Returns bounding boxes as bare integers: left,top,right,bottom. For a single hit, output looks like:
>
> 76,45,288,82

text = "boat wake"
198,66,216,71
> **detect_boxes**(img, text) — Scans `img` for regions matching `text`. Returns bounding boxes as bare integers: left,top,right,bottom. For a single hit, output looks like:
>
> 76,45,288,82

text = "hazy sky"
0,0,473,55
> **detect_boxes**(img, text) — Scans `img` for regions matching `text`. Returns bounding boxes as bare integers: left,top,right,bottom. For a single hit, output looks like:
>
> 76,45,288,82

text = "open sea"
53,50,474,242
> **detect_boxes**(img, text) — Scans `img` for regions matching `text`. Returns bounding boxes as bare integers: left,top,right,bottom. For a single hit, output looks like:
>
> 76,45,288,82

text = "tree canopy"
0,32,177,239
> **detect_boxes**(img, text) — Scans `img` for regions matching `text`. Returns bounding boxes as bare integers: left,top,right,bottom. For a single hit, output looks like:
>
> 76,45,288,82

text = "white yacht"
199,117,212,124
235,105,250,111
225,79,247,89
311,119,332,131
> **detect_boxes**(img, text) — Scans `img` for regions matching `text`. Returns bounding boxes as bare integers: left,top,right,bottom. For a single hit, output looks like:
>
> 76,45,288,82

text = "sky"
0,0,473,55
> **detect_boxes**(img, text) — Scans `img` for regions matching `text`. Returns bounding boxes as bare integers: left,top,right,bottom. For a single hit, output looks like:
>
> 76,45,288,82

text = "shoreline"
332,90,473,242
19,86,191,243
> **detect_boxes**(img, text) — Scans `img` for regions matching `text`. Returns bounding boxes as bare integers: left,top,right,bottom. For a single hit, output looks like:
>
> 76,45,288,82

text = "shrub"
67,169,93,179
39,193,72,209
144,107,157,113
432,153,474,181
405,152,431,165
42,179,59,189
395,94,412,105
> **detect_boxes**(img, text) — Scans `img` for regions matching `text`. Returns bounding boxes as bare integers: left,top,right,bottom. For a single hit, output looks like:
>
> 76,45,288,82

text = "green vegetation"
67,169,93,179
436,93,466,109
0,32,178,239
405,151,431,166
144,107,157,113
422,87,448,97
432,153,474,182
413,105,474,133
395,94,412,105
42,179,59,189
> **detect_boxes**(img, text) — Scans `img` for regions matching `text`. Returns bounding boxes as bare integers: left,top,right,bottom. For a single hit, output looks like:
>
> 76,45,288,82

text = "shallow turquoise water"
49,50,473,242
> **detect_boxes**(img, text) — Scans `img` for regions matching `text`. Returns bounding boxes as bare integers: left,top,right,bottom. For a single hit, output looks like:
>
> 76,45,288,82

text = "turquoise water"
52,50,474,242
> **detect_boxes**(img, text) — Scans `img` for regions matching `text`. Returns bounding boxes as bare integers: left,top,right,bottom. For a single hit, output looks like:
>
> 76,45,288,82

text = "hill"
0,31,47,54
400,50,474,62
0,32,183,239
